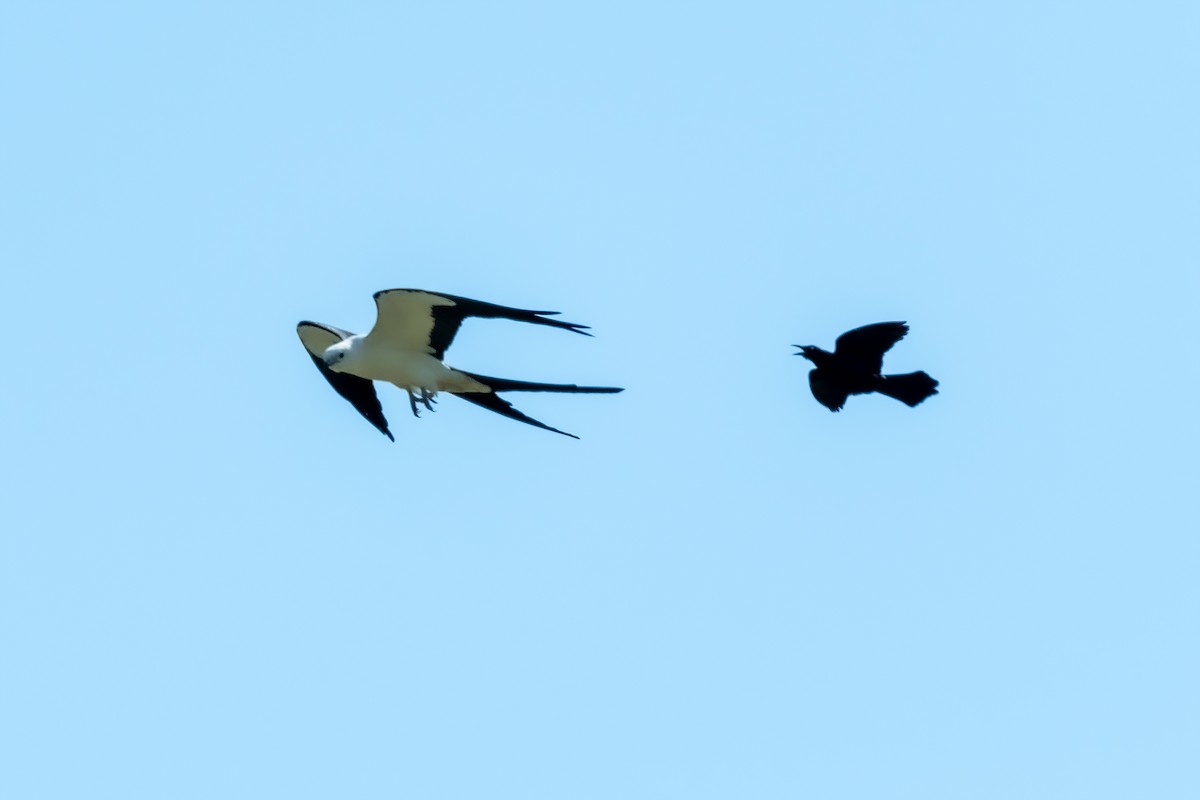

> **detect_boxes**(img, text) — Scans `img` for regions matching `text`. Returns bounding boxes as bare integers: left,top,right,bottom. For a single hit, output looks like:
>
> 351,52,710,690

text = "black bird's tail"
452,371,623,438
876,371,939,407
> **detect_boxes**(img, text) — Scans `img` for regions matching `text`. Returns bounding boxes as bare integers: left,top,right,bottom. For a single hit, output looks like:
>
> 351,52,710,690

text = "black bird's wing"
370,289,592,361
808,369,849,412
296,321,394,441
834,321,909,373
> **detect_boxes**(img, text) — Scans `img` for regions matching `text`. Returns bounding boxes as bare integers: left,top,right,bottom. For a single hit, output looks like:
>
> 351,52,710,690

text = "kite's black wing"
296,321,393,441
370,289,592,361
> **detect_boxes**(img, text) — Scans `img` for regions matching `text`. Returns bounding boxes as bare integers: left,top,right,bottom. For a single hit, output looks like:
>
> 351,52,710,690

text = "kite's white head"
322,338,358,373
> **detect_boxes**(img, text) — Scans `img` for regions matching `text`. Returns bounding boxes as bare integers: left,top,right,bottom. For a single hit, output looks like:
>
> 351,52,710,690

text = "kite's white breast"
347,337,487,392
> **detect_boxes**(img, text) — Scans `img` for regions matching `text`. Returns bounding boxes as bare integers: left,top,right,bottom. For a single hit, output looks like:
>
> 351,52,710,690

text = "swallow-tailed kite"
297,289,623,440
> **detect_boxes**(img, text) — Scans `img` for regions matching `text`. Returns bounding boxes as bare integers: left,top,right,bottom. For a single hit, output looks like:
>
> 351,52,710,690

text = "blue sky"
2,2,1198,797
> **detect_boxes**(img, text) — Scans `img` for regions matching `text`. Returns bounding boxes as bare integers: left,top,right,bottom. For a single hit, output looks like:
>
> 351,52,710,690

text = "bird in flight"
794,322,939,412
297,289,622,440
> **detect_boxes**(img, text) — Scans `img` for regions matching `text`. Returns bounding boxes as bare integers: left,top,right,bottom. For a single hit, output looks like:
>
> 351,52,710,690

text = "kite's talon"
407,388,437,416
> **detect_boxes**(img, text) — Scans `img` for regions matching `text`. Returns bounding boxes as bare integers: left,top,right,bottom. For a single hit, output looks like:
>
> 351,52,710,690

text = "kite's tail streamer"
452,371,624,439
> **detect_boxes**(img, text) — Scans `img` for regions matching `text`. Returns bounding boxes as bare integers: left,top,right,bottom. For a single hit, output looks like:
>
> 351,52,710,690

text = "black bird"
794,322,938,412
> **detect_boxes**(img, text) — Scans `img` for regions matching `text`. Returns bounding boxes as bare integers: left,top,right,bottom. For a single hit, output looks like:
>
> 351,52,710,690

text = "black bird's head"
793,344,821,363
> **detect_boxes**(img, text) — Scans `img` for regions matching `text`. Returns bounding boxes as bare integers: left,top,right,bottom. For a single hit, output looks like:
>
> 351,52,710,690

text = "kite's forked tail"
453,371,624,438
461,372,624,395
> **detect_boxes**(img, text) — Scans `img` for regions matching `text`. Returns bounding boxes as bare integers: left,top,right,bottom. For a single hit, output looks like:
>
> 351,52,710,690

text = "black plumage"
794,322,938,412
297,321,394,440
